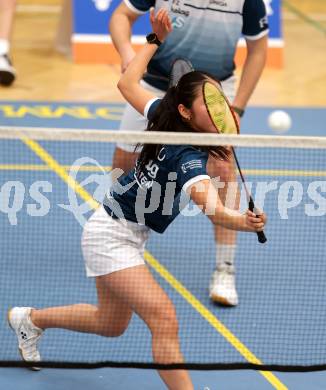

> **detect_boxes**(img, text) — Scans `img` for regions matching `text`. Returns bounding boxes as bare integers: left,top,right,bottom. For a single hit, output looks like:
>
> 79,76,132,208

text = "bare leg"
0,0,16,86
112,146,139,174
207,155,240,305
31,278,133,337
0,0,16,41
99,265,193,390
207,155,240,245
31,265,192,389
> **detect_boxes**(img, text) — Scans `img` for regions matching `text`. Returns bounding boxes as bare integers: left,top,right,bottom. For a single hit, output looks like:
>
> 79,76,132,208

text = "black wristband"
146,33,162,46
232,106,245,117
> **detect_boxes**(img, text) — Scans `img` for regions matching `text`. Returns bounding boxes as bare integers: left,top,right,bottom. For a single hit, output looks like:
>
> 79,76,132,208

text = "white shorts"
117,76,237,152
81,206,150,277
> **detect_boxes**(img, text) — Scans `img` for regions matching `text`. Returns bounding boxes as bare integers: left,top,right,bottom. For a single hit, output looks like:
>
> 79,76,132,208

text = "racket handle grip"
248,199,267,244
257,230,267,244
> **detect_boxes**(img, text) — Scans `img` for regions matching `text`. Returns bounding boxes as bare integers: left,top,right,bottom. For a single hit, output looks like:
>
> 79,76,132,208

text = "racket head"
202,81,239,135
169,58,194,87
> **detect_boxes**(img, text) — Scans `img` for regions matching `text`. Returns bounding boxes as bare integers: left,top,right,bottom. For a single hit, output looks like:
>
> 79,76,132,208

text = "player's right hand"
149,7,173,43
245,209,267,232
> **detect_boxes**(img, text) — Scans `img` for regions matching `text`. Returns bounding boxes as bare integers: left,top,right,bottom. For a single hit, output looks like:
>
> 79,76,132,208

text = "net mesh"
1,127,325,371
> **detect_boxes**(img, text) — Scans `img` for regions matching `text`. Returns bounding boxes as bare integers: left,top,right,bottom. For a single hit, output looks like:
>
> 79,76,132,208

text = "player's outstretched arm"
188,179,267,232
117,8,172,116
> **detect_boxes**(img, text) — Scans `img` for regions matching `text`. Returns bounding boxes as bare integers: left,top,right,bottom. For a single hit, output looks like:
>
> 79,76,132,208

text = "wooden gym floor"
0,0,325,107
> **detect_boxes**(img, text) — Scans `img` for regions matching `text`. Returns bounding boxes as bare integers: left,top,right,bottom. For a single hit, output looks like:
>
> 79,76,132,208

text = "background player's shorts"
117,76,237,152
82,206,150,277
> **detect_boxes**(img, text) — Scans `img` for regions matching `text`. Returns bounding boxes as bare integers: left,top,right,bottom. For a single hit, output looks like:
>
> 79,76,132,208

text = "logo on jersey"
259,15,269,29
181,160,203,173
169,0,190,17
172,16,185,29
209,0,227,7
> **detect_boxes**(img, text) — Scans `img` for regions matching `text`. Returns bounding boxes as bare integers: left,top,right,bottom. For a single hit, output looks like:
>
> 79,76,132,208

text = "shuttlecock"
268,110,292,133
92,0,112,11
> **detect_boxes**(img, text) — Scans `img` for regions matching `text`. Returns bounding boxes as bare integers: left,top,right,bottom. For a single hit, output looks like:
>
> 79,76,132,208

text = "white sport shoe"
0,54,16,86
209,265,239,306
8,307,43,370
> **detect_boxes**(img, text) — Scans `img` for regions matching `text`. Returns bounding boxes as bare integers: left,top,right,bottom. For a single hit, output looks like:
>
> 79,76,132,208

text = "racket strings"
207,95,227,130
203,82,237,135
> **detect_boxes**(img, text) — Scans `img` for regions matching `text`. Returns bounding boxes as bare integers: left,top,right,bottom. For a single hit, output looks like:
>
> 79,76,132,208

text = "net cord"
0,126,325,149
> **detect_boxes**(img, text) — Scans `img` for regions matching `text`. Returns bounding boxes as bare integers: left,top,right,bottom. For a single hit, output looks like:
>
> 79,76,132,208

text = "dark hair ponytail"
147,85,190,134
137,71,230,171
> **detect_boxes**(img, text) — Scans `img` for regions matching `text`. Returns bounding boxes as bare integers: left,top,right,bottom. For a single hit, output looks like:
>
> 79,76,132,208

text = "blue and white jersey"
104,98,210,233
124,0,269,90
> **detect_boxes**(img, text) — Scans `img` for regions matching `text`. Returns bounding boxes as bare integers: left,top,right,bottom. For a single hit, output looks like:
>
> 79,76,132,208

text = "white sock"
216,244,236,269
27,309,43,332
0,39,10,56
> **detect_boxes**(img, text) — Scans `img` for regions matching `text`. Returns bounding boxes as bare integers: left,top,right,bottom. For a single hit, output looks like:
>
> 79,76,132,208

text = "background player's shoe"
0,54,16,86
209,265,238,306
8,307,43,370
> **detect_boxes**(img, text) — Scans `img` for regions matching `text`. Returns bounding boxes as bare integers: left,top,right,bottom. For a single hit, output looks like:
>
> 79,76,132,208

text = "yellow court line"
0,163,325,178
0,164,112,172
144,252,287,389
21,138,99,210
243,169,326,177
21,137,287,390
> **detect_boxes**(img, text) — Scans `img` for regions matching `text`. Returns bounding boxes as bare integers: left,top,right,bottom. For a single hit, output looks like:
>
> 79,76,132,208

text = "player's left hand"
149,7,173,43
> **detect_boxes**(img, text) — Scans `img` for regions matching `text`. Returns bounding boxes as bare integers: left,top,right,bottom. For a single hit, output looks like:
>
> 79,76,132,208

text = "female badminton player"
8,8,266,390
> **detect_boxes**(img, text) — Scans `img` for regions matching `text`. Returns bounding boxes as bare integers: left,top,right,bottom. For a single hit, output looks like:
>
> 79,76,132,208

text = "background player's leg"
207,155,240,306
113,82,165,173
0,0,16,86
112,99,147,172
112,146,139,173
207,76,240,306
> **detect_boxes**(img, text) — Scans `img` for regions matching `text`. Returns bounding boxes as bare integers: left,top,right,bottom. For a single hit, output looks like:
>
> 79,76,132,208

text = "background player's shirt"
124,0,269,90
104,99,210,233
